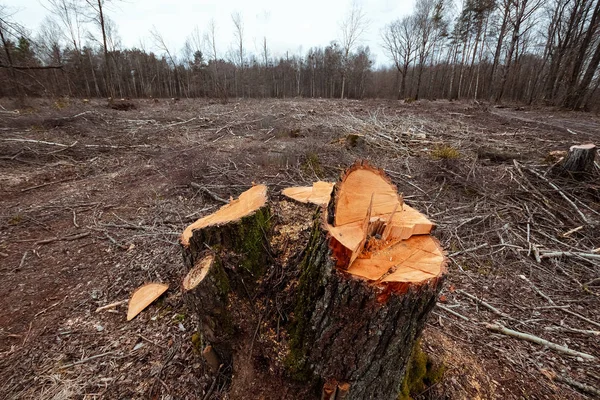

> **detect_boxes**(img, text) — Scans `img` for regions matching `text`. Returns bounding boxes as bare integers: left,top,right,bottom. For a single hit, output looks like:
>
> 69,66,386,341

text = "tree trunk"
179,163,445,400
288,214,444,399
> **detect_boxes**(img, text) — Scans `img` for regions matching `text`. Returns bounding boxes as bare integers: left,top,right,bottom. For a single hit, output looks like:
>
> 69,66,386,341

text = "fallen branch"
457,289,515,321
436,304,470,321
539,251,600,261
36,232,90,245
2,138,151,149
449,243,488,257
556,374,600,397
519,275,555,305
561,309,600,329
545,325,600,336
95,299,128,312
59,351,115,369
166,117,197,127
21,177,73,193
524,164,589,224
486,324,596,361
190,182,229,204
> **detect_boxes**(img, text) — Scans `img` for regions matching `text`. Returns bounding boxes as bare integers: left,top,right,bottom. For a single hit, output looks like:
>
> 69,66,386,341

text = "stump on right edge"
285,161,446,400
558,143,597,177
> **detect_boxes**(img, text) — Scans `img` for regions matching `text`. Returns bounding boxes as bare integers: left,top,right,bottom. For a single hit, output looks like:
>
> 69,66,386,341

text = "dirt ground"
1,97,599,399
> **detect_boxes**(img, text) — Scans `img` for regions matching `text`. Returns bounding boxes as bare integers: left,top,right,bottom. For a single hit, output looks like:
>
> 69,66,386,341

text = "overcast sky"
4,0,416,67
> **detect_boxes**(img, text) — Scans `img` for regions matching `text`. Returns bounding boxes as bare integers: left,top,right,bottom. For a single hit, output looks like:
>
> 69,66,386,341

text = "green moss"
302,153,325,178
8,214,22,225
191,331,203,353
173,313,186,322
285,212,324,381
399,340,446,400
212,256,231,302
235,207,271,277
431,145,460,160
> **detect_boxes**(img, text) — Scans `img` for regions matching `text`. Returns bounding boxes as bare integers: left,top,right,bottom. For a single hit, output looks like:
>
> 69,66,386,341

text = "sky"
4,0,416,67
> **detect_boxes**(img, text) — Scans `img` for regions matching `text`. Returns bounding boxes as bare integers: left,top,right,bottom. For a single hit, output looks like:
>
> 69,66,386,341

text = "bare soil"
0,97,598,399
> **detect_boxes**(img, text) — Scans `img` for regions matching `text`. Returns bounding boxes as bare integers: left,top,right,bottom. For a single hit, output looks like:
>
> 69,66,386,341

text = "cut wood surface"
347,235,445,282
181,184,267,246
324,162,441,285
183,253,215,291
127,283,169,321
282,181,334,205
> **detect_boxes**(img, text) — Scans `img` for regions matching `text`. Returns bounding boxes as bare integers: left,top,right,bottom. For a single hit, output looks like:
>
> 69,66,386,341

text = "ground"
0,97,599,399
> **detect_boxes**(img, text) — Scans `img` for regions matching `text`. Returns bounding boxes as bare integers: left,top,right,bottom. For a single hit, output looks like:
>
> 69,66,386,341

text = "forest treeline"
0,0,599,110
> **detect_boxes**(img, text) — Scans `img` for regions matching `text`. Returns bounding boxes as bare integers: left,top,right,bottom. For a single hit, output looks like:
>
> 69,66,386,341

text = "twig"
539,251,600,261
59,351,115,369
72,209,79,228
34,297,65,317
524,165,589,224
457,290,515,321
486,324,596,361
21,177,73,192
35,232,90,245
545,325,600,336
561,309,600,329
562,226,583,237
166,117,197,127
449,243,488,257
202,365,222,400
95,299,128,312
13,250,28,272
436,304,470,321
555,374,600,396
190,182,229,204
519,275,555,305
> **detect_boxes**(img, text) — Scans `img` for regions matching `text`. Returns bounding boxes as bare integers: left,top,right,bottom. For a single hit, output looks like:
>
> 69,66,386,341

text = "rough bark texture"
288,214,445,400
558,144,597,177
181,206,271,376
183,252,232,365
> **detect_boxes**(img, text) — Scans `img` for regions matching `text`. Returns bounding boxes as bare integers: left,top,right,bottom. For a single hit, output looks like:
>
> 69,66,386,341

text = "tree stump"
287,162,445,399
558,143,597,177
181,184,271,276
180,162,445,399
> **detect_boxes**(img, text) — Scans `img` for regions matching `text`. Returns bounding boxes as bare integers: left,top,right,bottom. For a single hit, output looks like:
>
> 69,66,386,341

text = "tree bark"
288,215,445,399
183,252,232,367
557,143,597,177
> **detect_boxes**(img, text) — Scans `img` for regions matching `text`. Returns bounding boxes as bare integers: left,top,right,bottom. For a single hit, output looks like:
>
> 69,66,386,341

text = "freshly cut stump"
288,161,445,400
558,143,597,177
181,184,270,275
179,163,444,399
180,185,271,376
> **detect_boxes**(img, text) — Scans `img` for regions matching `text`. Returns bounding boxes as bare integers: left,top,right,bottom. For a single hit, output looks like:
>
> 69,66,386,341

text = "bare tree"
495,0,544,101
381,16,418,99
85,0,115,97
150,26,181,97
339,0,368,99
231,11,244,97
413,0,447,100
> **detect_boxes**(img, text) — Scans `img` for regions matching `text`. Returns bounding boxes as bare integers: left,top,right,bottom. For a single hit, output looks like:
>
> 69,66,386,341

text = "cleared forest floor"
1,97,599,399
